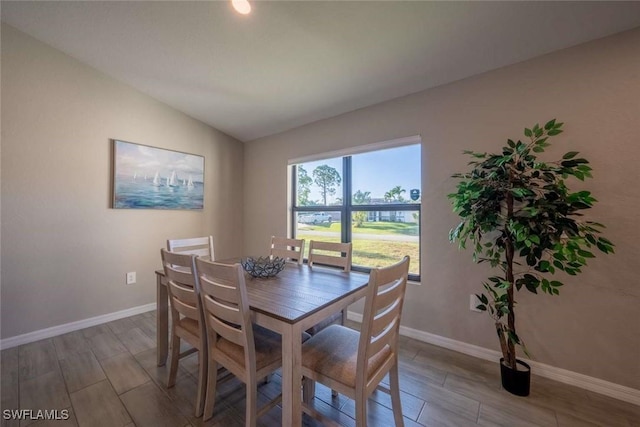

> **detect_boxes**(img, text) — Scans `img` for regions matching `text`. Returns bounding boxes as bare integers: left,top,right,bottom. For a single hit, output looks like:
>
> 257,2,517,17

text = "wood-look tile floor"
2,313,638,427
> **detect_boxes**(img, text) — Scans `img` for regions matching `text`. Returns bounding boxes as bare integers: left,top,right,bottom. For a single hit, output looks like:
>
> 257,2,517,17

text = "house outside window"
290,138,421,281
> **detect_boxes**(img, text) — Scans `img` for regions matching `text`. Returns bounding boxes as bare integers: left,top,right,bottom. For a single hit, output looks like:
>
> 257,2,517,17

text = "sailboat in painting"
167,170,179,188
152,171,161,186
187,176,194,188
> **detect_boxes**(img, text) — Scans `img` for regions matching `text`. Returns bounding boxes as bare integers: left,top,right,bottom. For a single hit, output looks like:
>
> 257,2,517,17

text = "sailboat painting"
112,140,204,210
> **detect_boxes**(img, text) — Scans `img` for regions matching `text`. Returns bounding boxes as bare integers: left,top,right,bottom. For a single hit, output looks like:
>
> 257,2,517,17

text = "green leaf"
537,260,551,272
599,237,614,246
510,188,523,198
544,119,557,130
525,281,538,294
498,280,511,289
577,249,595,258
563,151,579,159
541,278,550,294
524,128,532,137
507,330,521,345
553,252,567,261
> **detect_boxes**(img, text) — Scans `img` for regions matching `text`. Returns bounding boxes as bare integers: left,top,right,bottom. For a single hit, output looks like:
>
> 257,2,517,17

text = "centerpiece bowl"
241,256,286,278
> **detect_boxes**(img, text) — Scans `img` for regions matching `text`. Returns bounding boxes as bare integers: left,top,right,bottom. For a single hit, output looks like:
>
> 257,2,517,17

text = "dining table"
155,258,370,426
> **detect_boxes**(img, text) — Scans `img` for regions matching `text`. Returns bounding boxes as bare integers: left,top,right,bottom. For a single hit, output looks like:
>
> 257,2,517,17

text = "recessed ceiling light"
231,0,251,15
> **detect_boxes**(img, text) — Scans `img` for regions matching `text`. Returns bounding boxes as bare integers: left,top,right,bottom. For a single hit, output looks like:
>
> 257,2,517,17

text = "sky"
298,144,421,204
114,140,204,182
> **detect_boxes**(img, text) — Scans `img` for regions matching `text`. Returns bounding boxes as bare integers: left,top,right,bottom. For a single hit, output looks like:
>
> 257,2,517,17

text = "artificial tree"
448,119,614,371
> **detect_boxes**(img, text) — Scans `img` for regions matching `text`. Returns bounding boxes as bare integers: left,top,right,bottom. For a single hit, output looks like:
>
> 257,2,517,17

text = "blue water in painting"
114,177,204,210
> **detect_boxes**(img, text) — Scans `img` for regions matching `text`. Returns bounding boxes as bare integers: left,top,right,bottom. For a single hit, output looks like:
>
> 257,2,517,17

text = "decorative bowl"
241,256,286,278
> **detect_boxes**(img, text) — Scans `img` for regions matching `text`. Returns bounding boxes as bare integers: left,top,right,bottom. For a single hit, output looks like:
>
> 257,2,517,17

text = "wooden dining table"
155,258,369,426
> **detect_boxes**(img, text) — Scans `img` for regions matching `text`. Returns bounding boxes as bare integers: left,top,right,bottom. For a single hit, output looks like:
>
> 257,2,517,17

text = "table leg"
281,323,303,426
156,272,169,366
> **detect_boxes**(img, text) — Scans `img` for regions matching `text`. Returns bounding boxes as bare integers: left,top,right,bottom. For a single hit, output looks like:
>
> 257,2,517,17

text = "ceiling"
3,1,640,142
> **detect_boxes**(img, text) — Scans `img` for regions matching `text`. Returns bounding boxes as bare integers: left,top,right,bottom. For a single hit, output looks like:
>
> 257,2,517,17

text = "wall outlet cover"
469,294,482,312
126,272,136,285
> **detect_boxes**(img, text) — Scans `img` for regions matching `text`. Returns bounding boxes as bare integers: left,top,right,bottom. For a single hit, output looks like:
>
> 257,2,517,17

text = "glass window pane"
295,157,343,207
294,211,342,259
352,145,421,205
351,210,420,276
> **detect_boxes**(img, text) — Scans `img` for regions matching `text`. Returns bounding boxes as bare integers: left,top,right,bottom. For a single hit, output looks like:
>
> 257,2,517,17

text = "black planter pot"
500,358,531,396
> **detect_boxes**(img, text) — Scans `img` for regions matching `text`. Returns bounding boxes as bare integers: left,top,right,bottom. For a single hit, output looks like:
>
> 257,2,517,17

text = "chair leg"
331,309,346,398
355,393,367,427
302,377,315,404
194,349,207,417
203,358,218,421
389,361,404,427
167,334,180,388
246,377,258,427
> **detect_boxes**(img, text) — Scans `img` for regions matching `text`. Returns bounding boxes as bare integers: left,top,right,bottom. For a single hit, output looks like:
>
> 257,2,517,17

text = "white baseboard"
2,306,637,406
347,311,640,407
0,303,157,350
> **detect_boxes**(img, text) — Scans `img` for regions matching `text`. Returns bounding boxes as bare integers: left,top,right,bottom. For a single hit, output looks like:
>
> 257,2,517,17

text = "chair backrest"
195,258,256,368
160,249,202,325
270,236,305,265
167,236,215,261
308,241,352,272
357,256,410,385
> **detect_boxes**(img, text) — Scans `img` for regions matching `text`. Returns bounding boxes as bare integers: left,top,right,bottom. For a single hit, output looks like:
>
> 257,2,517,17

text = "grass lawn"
353,221,418,236
353,239,419,275
296,230,420,276
302,221,418,236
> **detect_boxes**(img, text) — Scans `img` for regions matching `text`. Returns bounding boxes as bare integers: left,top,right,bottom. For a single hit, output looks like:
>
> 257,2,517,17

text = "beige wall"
244,28,640,389
1,25,244,338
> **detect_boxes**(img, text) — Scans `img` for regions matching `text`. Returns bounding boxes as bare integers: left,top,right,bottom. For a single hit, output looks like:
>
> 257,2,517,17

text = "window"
291,140,421,281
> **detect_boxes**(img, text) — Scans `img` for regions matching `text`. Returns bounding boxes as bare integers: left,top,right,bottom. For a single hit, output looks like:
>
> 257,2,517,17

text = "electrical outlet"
126,272,136,285
469,294,482,312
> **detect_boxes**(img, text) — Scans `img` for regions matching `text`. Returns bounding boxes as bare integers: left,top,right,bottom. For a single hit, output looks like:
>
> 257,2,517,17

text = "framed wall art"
112,139,204,210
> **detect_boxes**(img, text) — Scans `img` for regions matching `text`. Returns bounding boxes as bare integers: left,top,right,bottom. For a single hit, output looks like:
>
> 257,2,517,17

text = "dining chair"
269,236,305,265
167,235,215,261
307,240,353,334
307,240,354,397
301,255,410,427
195,258,285,425
160,249,207,418
308,240,352,272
